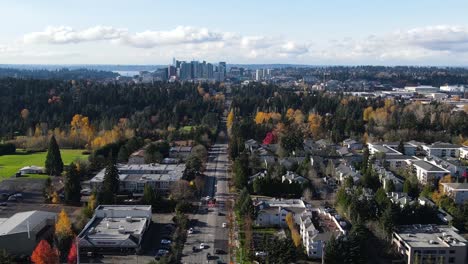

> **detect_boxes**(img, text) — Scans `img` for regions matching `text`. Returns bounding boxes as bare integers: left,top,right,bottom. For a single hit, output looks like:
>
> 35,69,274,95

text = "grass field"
0,149,89,179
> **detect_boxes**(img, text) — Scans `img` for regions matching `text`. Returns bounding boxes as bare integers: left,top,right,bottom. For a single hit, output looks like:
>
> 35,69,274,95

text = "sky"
1,0,468,65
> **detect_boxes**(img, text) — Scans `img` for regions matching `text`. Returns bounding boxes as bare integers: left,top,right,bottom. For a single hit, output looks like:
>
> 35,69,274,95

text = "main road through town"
181,98,232,264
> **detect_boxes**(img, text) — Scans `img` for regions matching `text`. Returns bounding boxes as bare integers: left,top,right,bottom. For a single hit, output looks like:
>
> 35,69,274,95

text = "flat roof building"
441,182,468,205
90,163,185,195
77,205,152,253
392,225,467,264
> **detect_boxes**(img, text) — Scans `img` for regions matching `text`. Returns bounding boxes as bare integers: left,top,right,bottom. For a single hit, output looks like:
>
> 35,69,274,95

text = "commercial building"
0,211,57,255
392,225,467,264
404,85,440,93
441,183,468,205
90,163,185,195
78,205,152,253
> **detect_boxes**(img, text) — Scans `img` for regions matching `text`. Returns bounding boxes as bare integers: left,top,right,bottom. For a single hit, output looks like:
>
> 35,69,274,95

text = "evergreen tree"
397,140,405,155
64,162,81,205
142,185,159,209
117,145,129,162
45,135,64,176
101,157,119,204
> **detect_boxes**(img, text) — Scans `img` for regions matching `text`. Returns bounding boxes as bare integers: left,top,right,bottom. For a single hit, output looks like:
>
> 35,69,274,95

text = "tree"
55,209,73,239
31,240,59,264
117,145,129,162
101,157,119,204
0,249,12,263
397,140,405,155
42,177,53,203
184,155,202,181
64,162,81,205
280,127,303,155
170,180,195,201
142,185,158,207
227,109,234,131
285,213,301,247
67,242,77,264
45,135,64,176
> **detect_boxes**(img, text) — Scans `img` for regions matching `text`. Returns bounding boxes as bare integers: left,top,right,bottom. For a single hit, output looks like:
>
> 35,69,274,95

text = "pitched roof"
0,211,56,236
412,160,449,172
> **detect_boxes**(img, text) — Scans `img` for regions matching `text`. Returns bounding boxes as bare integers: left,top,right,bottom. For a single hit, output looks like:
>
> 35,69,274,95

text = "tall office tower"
255,69,263,81
191,61,199,79
239,67,245,76
180,62,192,80
219,61,226,77
168,65,176,77
201,61,208,79
172,57,176,66
207,63,214,79
175,60,181,69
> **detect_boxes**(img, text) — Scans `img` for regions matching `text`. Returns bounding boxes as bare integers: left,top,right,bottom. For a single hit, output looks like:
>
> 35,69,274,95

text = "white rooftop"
90,163,185,183
395,225,467,248
0,210,56,236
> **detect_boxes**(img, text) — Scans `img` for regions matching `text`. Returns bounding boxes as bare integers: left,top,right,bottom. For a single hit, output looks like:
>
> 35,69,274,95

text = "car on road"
218,212,224,216
7,196,16,201
155,249,169,259
188,227,194,234
215,248,226,254
199,243,206,249
222,222,227,228
160,239,171,245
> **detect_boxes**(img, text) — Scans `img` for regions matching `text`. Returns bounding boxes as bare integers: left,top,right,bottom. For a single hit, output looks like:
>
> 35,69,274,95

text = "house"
254,147,276,168
78,205,152,253
128,149,145,164
90,163,185,194
422,142,460,158
169,146,193,160
342,139,363,150
387,192,414,208
0,211,57,255
279,156,306,170
282,171,308,185
18,165,44,175
253,198,306,227
411,160,450,184
248,171,267,184
374,164,403,192
244,139,260,152
336,146,352,157
441,182,468,205
303,139,319,154
335,162,361,184
392,225,467,264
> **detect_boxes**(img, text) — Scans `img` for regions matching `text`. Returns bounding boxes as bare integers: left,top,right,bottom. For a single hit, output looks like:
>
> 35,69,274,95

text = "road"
181,142,230,264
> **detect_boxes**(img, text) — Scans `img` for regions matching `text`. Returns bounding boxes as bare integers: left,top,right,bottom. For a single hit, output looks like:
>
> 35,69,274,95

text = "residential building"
342,139,363,150
282,171,308,185
441,183,468,205
374,164,403,192
459,147,468,160
90,163,185,194
392,225,467,264
78,205,152,253
248,171,267,184
169,146,193,160
128,149,145,164
368,143,403,156
388,192,414,208
253,198,306,227
411,160,450,184
244,139,260,152
422,142,460,158
382,155,413,170
335,162,361,184
0,211,57,255
425,156,467,178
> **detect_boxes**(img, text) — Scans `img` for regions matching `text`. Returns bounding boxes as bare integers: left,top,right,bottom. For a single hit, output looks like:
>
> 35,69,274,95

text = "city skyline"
1,0,468,65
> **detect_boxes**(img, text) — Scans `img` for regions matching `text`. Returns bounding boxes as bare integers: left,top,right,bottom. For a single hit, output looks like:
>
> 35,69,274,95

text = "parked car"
222,222,227,228
160,239,171,245
7,196,16,201
199,243,206,249
255,251,268,257
206,252,211,260
0,202,7,206
215,248,225,254
188,227,194,234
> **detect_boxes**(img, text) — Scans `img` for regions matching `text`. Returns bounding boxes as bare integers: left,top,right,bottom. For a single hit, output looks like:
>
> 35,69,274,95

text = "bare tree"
170,180,195,201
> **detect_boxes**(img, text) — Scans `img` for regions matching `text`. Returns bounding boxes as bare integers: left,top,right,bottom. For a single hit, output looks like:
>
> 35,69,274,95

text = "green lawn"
0,149,88,179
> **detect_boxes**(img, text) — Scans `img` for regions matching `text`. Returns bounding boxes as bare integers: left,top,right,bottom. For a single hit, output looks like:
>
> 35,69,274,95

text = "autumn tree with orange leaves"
31,240,59,264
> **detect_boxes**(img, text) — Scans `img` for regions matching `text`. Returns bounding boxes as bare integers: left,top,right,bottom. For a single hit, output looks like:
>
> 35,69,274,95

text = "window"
449,257,455,263
439,250,446,254
449,250,455,254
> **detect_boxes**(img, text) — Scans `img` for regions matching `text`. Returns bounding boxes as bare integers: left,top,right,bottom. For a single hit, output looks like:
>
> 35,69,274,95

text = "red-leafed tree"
31,240,59,264
262,132,276,145
67,241,77,264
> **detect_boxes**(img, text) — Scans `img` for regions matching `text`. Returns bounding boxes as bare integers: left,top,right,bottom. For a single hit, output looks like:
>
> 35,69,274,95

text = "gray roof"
412,160,448,172
441,182,468,191
426,142,460,149
0,211,56,236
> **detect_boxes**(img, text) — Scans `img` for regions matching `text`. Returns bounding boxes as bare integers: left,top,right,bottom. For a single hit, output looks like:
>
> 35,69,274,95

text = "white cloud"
14,24,468,64
24,26,126,44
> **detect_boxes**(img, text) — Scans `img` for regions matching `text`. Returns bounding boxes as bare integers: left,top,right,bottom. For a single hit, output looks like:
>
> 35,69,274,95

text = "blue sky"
1,0,468,65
